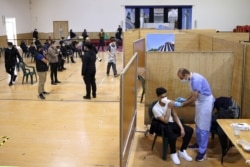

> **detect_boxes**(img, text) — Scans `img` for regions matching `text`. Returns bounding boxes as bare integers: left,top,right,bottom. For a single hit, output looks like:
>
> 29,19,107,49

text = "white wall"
0,0,250,35
0,0,31,35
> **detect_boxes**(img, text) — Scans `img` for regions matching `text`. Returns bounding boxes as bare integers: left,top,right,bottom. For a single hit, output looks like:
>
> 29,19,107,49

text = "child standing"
106,37,119,77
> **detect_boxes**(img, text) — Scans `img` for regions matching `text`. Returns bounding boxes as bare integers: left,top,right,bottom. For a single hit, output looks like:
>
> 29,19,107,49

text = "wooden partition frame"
212,38,245,108
242,44,250,118
120,53,138,167
123,30,140,68
144,52,234,124
133,38,145,68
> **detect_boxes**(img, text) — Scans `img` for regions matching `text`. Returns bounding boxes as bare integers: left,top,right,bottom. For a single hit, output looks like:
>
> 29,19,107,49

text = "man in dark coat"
33,28,39,40
4,42,23,86
81,42,97,99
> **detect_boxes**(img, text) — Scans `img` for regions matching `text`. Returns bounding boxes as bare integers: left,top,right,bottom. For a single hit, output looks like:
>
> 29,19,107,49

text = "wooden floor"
0,49,248,167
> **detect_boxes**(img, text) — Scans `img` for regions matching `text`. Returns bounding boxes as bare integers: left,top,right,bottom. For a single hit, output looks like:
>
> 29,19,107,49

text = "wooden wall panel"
175,33,199,51
181,29,217,34
139,29,179,38
199,34,213,51
144,52,234,124
133,39,145,68
212,32,249,42
123,30,140,67
242,44,250,118
0,35,8,48
213,38,244,109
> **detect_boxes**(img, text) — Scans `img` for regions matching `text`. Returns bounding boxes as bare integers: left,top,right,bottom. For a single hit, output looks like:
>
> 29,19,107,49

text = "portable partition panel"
144,52,234,125
120,53,138,167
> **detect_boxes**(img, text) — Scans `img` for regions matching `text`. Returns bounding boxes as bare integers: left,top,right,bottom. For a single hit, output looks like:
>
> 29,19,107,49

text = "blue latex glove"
174,101,182,107
175,97,186,102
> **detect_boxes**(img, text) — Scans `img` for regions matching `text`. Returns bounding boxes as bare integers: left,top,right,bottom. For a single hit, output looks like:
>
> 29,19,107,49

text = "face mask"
181,78,189,83
161,97,168,104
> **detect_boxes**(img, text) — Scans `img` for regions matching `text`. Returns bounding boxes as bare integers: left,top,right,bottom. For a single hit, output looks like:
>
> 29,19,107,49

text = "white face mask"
181,78,189,83
161,97,168,104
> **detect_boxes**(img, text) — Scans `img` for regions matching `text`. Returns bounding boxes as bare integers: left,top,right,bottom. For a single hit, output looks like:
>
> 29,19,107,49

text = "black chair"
148,100,168,160
210,96,240,164
137,75,145,103
19,62,37,84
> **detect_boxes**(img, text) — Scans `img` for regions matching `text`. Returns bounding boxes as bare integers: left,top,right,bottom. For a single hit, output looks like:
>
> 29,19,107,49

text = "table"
217,119,250,165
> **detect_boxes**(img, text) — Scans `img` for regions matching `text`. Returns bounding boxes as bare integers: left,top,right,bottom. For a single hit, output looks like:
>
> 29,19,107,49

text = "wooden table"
217,119,250,164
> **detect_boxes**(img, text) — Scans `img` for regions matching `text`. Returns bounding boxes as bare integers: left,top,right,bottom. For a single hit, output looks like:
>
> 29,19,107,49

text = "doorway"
5,17,17,45
53,21,69,40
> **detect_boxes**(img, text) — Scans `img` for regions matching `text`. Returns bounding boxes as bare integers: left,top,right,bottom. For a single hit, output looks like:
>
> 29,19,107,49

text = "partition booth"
119,29,250,166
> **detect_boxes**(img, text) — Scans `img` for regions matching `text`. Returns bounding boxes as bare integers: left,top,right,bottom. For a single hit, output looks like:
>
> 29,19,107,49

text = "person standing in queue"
47,40,61,85
81,42,97,99
35,44,49,100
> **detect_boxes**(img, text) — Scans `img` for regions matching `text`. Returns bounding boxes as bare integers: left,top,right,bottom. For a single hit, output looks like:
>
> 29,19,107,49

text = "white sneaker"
170,153,180,165
178,150,193,161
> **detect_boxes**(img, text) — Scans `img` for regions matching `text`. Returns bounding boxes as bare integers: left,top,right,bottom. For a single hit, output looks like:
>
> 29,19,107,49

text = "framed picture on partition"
146,34,175,52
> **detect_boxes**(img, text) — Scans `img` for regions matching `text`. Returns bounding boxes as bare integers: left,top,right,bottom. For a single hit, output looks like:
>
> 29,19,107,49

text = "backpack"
213,96,240,119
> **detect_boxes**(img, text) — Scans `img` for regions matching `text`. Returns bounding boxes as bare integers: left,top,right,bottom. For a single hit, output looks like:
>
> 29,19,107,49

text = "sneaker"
178,150,192,161
38,93,45,100
195,152,206,162
170,153,180,165
188,143,199,150
43,91,50,95
114,74,120,77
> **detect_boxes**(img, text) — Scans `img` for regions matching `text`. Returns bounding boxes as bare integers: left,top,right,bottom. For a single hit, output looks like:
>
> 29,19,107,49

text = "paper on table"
237,140,250,151
230,123,250,131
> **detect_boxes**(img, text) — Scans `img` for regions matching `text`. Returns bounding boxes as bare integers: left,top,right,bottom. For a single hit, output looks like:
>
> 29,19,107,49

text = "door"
53,21,69,40
5,17,17,45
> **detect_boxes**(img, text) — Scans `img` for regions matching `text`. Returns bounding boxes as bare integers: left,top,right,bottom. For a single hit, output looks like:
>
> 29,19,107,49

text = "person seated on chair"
20,40,29,57
151,87,193,165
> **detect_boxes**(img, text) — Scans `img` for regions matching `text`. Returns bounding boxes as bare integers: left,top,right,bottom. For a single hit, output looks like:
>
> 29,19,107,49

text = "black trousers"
106,62,117,76
5,63,15,83
83,72,97,97
165,122,193,154
50,62,58,83
97,39,105,51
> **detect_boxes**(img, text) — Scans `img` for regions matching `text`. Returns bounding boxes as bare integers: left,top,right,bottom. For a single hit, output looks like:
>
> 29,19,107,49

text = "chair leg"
140,91,144,103
212,132,215,139
30,75,33,84
151,135,157,150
